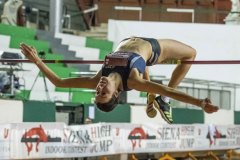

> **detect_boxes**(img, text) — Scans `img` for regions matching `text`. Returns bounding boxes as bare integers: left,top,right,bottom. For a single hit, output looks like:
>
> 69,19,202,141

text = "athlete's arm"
143,66,150,81
20,43,99,89
128,69,219,113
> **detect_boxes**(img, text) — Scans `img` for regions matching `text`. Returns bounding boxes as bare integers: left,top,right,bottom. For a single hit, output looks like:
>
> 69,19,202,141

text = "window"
199,89,208,99
210,90,220,107
171,87,231,110
221,90,231,109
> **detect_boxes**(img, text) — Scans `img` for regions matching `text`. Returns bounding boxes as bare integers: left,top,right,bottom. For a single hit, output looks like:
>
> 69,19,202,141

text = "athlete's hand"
201,98,219,113
20,43,42,64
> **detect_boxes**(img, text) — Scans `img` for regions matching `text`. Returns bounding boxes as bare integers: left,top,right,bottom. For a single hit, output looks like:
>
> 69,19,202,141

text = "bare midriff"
114,37,153,62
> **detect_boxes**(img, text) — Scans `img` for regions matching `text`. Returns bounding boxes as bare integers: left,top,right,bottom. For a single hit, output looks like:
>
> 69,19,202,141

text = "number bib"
104,52,132,67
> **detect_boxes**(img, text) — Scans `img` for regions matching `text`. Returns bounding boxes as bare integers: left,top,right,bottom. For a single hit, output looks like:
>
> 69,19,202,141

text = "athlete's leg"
143,67,157,118
150,39,196,124
157,39,196,88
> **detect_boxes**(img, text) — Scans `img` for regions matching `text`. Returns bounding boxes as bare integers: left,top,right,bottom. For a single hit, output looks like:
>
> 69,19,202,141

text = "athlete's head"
95,76,120,112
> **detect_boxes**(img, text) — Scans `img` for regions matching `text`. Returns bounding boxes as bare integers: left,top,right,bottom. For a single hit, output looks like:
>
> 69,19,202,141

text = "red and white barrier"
0,123,240,159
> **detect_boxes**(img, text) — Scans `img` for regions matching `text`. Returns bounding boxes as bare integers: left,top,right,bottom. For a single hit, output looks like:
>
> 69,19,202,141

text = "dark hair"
95,95,120,112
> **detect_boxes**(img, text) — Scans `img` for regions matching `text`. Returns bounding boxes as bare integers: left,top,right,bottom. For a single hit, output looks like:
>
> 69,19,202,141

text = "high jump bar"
1,59,240,64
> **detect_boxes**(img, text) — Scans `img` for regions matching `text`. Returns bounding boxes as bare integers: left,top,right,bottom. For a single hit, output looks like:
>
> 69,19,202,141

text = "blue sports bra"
102,52,146,91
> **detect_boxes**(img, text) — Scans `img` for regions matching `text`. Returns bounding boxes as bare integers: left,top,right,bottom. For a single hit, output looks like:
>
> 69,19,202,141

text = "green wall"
84,104,131,123
23,100,56,122
234,111,240,124
172,108,204,124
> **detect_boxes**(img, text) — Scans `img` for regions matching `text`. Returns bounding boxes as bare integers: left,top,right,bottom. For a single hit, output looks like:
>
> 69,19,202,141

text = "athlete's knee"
187,48,197,60
191,48,197,59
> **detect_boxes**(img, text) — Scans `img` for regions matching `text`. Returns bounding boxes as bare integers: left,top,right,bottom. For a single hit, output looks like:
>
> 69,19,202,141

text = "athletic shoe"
146,93,157,118
154,96,173,124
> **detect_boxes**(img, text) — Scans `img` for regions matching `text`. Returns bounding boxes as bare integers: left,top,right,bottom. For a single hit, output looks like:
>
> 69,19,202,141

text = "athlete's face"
95,76,117,104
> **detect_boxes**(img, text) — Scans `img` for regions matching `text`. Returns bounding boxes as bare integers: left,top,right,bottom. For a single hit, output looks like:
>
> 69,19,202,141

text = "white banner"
10,123,65,159
0,124,11,159
0,123,239,159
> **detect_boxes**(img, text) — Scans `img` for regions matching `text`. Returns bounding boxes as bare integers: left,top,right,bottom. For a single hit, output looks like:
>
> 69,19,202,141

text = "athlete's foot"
154,96,173,124
146,93,157,118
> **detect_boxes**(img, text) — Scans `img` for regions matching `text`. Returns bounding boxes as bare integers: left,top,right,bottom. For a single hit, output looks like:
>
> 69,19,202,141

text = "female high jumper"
20,37,219,124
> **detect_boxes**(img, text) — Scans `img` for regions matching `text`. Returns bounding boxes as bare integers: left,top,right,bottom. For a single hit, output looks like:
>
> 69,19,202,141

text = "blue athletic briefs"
121,37,161,66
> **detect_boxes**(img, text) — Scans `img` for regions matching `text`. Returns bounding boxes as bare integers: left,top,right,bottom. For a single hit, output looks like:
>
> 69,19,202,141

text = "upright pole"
49,0,63,33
